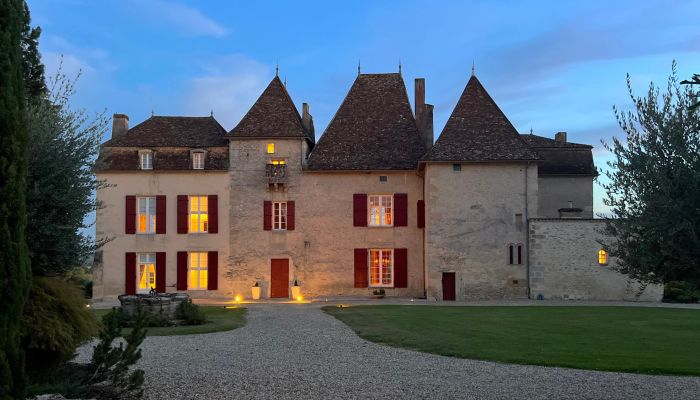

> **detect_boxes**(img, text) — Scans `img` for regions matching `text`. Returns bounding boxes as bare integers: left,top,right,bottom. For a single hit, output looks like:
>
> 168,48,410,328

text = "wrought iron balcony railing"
265,164,287,184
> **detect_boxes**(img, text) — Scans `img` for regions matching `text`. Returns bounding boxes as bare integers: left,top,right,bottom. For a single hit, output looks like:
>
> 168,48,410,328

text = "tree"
601,62,700,289
0,0,33,398
20,1,46,102
680,74,700,110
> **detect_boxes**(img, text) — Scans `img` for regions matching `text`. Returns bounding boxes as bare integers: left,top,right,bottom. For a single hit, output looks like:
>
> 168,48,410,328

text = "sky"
27,0,700,216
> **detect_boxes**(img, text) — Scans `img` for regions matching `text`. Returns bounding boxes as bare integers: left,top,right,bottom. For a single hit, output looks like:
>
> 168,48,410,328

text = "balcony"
266,163,287,185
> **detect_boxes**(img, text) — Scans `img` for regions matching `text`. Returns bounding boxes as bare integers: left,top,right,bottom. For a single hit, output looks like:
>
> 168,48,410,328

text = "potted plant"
371,288,385,299
291,279,302,301
251,281,261,300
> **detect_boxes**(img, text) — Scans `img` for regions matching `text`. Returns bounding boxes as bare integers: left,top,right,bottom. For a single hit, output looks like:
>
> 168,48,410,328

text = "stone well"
118,293,190,319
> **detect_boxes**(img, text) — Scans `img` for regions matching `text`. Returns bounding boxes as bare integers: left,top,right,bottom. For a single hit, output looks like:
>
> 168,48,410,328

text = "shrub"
176,299,207,325
20,277,99,378
664,281,700,303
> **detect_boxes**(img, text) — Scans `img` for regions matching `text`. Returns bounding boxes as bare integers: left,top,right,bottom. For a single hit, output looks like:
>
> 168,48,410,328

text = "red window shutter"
394,248,408,288
125,196,136,234
208,251,218,290
354,248,368,288
394,193,408,227
353,194,367,227
287,201,295,231
156,252,166,292
417,200,425,229
208,195,218,234
125,252,136,295
177,251,188,290
263,201,272,231
177,195,188,234
155,195,166,234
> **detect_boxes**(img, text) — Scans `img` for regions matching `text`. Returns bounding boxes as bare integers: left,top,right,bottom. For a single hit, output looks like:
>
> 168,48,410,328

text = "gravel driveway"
78,303,700,399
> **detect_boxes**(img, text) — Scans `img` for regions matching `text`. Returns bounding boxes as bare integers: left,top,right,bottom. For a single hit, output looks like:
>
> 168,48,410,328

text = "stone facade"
537,176,594,218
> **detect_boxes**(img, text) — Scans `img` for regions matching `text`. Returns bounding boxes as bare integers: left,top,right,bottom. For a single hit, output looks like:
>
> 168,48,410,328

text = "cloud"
132,0,229,37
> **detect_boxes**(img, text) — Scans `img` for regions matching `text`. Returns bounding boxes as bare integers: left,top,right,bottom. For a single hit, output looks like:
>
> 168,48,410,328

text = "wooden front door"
442,272,456,301
270,259,289,298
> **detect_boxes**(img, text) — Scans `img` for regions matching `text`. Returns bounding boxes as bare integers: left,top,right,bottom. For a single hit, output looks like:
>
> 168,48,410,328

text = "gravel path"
77,304,700,399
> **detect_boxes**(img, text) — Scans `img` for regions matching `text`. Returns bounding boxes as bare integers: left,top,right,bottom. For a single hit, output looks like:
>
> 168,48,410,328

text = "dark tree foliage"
0,0,32,398
680,74,700,110
20,1,46,101
602,62,700,288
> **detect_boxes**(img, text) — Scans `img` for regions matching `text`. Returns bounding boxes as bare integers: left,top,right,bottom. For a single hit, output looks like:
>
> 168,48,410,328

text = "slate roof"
520,134,592,149
423,75,539,162
227,76,313,142
306,73,426,170
521,134,597,176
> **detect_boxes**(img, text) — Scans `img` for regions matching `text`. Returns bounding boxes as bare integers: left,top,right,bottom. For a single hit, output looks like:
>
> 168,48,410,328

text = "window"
137,253,156,294
192,152,205,169
368,195,392,226
188,252,208,289
267,143,275,154
598,250,608,266
379,176,388,182
453,163,461,171
140,151,153,170
509,244,523,265
273,202,287,230
369,249,393,287
271,159,286,165
189,196,209,233
137,197,156,233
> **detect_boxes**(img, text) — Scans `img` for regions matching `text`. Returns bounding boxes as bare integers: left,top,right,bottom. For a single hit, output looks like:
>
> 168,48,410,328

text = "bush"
176,299,207,325
20,277,99,378
664,281,700,303
64,266,94,299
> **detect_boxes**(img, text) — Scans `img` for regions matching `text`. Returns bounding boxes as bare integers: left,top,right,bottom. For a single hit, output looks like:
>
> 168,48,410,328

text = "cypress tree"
0,0,32,398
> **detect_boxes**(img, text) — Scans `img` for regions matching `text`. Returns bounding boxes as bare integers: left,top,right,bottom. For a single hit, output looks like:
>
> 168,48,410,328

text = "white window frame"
136,196,156,234
188,252,208,290
189,195,209,233
368,194,393,227
192,151,205,170
368,249,394,287
273,201,287,231
137,253,156,294
139,150,153,170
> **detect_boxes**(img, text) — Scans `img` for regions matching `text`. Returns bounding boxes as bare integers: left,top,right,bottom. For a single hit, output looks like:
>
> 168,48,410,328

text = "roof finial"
210,109,214,117
151,109,154,117
398,59,402,75
530,127,533,135
284,76,287,86
358,60,361,75
275,61,279,77
471,60,475,77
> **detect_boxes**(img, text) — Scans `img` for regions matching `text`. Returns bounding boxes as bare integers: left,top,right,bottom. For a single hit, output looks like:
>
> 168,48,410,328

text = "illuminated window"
188,252,208,290
271,159,286,165
267,143,275,154
139,151,153,170
368,195,392,226
369,249,393,287
189,196,209,233
508,244,522,265
137,253,156,293
273,202,287,230
192,152,205,169
598,250,608,266
137,197,156,234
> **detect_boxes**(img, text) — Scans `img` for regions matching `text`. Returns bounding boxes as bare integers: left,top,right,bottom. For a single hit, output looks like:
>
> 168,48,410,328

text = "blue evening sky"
28,0,700,216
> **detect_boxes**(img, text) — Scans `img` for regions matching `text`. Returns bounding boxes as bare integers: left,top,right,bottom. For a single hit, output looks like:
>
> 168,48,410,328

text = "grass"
93,306,246,336
323,305,700,375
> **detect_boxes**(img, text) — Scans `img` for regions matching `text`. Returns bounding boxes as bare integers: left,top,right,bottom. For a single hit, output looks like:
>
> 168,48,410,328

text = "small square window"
453,164,461,171
267,143,275,154
140,151,153,170
379,176,388,182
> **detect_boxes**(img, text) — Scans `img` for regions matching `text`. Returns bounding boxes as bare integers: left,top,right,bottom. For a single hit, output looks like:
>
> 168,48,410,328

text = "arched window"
598,250,608,266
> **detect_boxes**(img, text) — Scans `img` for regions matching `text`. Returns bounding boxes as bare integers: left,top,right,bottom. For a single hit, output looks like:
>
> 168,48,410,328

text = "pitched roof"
521,134,597,176
228,76,312,142
102,116,228,147
306,73,426,170
520,133,592,149
95,147,229,171
423,75,539,162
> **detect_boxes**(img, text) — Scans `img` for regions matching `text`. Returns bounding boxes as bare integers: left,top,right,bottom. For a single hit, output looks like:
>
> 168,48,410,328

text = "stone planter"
118,293,189,319
251,286,261,300
370,294,385,299
291,285,301,300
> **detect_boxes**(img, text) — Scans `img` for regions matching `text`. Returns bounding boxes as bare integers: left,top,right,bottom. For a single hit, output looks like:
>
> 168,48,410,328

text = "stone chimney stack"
555,131,567,142
112,113,129,139
415,78,434,150
302,102,314,138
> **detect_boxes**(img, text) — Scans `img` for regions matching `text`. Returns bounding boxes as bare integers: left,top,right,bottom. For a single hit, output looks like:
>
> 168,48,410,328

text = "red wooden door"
442,272,456,301
270,259,289,298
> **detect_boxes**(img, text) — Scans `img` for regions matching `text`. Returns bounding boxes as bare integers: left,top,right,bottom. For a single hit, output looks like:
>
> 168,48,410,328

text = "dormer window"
192,151,205,170
267,143,275,154
139,151,153,170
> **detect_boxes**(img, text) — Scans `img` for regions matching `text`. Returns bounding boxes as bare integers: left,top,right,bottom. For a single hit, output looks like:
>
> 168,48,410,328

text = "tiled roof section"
103,116,228,147
306,73,426,170
228,76,312,142
423,76,539,162
94,147,229,171
520,134,597,176
520,133,592,149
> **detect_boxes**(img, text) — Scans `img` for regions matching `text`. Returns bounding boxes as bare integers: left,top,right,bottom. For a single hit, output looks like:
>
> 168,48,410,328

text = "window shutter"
353,194,367,227
155,195,166,234
208,195,218,233
287,201,295,231
208,251,218,290
263,201,272,231
417,200,425,229
156,252,166,292
177,195,188,234
177,251,188,290
354,248,368,288
125,252,136,295
125,196,136,234
394,193,408,227
394,248,408,288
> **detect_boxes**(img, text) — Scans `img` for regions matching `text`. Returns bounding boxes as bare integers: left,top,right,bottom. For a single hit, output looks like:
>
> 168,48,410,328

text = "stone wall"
537,176,594,218
528,219,662,301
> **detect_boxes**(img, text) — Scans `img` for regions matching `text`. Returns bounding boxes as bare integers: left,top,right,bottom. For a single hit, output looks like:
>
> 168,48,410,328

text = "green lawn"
93,306,247,336
323,305,700,375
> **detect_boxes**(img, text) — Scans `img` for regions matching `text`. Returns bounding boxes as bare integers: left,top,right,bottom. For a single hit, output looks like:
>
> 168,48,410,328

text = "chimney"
555,131,567,142
558,200,583,219
415,78,434,149
112,113,129,139
302,103,314,138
